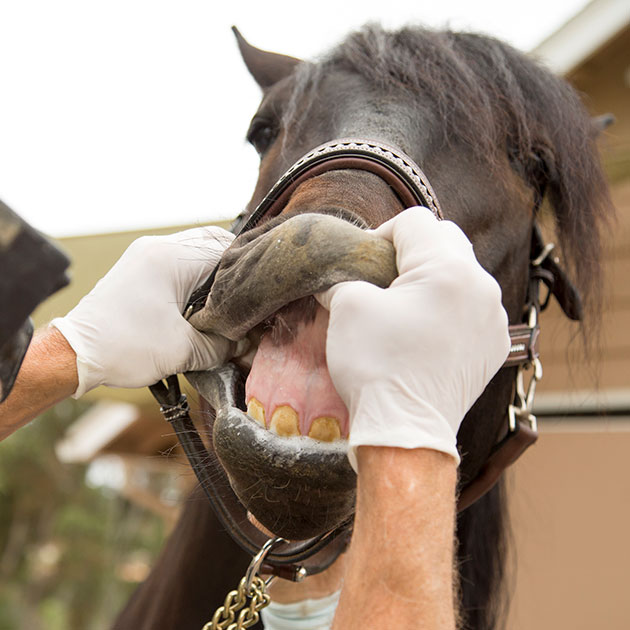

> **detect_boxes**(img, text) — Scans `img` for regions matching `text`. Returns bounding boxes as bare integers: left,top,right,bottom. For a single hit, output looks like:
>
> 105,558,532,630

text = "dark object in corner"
0,199,70,401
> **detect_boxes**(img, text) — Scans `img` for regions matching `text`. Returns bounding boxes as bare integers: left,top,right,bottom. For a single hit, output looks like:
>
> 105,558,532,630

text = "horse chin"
213,403,356,540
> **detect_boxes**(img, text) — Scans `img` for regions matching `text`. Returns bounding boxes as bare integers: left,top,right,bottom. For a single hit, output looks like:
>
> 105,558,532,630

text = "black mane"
287,24,612,324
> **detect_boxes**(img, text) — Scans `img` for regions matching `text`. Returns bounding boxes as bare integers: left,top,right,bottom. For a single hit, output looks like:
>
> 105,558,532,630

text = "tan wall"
508,23,630,630
508,420,630,629
568,24,630,180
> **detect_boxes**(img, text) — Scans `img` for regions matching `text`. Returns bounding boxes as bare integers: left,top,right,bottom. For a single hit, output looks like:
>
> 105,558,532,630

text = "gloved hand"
52,226,241,398
316,207,510,469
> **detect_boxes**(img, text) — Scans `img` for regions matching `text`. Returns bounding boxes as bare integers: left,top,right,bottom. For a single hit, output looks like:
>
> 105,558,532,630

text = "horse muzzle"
185,213,398,540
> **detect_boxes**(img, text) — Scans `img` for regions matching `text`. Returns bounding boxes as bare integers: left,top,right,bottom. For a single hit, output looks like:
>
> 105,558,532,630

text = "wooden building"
509,1,630,628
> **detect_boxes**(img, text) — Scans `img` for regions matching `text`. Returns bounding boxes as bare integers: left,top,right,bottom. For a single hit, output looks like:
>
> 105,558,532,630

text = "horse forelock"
281,24,613,334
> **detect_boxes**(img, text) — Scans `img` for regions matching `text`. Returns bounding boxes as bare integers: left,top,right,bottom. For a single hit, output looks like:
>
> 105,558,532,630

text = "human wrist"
346,384,460,471
42,325,80,397
354,446,457,604
0,325,79,440
50,316,101,397
355,445,458,509
332,446,457,629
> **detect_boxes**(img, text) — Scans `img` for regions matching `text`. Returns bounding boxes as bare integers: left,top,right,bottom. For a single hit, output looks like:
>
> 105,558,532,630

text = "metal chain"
202,575,271,630
202,537,286,630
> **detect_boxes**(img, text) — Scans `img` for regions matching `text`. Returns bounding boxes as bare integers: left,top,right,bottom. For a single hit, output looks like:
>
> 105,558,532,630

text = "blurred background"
1,1,629,628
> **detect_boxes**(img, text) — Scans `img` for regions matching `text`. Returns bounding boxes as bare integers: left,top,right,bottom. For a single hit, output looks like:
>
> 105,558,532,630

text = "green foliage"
0,400,166,630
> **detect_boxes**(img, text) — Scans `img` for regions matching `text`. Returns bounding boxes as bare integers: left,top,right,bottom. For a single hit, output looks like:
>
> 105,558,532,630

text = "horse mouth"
245,299,349,441
212,298,357,541
188,213,398,541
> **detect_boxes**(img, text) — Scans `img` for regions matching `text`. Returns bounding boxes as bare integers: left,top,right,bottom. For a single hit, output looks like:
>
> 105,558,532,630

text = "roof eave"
531,0,630,74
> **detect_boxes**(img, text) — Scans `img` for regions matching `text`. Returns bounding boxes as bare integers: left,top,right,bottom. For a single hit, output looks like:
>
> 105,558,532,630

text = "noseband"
231,138,443,233
150,138,581,582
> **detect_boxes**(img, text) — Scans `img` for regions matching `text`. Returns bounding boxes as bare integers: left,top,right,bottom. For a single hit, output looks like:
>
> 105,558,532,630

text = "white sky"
0,0,590,237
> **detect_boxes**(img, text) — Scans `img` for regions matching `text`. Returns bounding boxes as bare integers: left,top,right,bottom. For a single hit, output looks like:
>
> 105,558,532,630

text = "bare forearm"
332,446,458,630
0,326,78,441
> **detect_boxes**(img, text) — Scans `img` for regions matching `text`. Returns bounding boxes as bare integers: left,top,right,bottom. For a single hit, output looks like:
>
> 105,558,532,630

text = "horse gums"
245,303,349,441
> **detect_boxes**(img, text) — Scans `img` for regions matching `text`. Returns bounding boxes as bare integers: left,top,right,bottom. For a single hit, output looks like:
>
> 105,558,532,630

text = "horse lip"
217,402,351,470
214,406,357,540
187,212,397,341
185,365,357,540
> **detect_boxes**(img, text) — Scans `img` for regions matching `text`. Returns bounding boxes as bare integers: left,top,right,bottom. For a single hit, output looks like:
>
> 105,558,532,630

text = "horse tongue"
245,304,349,440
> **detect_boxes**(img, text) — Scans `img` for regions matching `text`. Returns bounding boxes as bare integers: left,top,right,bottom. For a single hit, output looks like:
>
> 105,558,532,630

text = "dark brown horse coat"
114,25,611,630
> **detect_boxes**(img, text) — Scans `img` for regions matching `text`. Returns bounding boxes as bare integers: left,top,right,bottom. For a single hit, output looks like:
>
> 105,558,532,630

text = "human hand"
316,207,510,469
52,226,241,397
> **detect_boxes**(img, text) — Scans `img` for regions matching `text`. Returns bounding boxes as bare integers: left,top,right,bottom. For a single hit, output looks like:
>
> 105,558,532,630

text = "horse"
114,24,611,630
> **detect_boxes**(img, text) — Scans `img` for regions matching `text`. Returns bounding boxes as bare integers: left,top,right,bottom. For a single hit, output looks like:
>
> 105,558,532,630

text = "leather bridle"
150,138,582,581
230,138,444,233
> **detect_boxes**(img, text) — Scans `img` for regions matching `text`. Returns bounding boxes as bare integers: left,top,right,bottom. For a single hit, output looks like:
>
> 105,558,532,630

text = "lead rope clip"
508,299,542,434
202,537,287,630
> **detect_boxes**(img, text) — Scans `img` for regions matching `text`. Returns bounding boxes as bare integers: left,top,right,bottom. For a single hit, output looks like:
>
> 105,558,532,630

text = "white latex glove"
52,226,240,398
316,207,510,470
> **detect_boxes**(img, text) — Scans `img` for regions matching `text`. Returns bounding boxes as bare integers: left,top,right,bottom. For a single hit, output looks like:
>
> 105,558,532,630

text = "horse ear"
591,113,615,137
232,26,302,89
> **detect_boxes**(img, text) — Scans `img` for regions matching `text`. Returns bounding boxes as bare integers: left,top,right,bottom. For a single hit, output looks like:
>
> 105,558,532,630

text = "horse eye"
247,119,277,155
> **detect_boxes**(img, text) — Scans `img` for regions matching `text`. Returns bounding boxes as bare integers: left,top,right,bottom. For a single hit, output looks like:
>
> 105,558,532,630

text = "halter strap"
232,138,443,235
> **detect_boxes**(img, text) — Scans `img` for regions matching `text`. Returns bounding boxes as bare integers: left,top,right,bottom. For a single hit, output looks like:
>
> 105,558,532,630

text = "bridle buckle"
508,356,542,434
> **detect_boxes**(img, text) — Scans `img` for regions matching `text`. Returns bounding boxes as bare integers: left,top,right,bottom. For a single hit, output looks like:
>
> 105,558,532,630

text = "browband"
232,138,443,234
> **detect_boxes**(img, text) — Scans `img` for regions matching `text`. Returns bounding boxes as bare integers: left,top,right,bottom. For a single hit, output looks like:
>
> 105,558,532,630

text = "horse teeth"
247,398,266,427
270,406,300,437
308,416,341,442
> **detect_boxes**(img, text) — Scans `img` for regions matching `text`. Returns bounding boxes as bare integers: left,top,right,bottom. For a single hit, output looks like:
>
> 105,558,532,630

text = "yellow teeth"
248,403,341,441
247,398,266,427
270,406,300,437
308,416,341,442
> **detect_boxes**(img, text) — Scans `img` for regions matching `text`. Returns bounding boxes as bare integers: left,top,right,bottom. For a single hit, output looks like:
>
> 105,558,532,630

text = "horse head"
188,26,609,543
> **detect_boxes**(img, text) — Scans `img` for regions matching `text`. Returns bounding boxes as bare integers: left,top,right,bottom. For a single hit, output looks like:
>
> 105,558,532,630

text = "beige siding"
510,22,630,630
508,423,630,630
